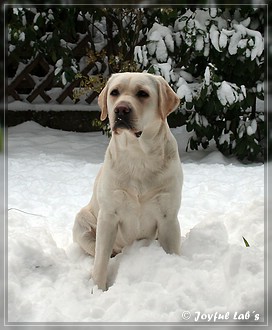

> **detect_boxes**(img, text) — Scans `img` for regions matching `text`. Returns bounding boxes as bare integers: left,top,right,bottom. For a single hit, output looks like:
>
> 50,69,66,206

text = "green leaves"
7,7,265,162
8,8,79,65
132,8,264,162
242,236,250,248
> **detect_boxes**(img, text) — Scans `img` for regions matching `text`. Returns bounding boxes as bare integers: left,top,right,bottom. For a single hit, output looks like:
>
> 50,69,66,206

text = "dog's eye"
110,89,120,96
136,90,149,98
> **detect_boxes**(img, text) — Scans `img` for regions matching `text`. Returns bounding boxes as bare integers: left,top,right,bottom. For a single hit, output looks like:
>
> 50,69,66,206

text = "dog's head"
98,72,180,138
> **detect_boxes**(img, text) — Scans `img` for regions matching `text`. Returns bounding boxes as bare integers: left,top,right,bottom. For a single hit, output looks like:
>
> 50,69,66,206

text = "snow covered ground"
7,121,265,324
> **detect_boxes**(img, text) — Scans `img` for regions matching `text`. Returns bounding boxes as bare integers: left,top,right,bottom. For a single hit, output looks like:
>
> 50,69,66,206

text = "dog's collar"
135,131,142,138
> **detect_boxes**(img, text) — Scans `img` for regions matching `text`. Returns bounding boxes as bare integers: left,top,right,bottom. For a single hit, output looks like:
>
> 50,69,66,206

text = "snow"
209,8,217,19
243,27,264,61
147,23,173,62
204,66,210,86
61,72,67,86
179,70,194,83
8,100,99,112
134,45,143,64
176,78,193,103
174,31,182,47
148,22,173,40
246,119,258,136
257,81,264,93
195,35,204,51
193,113,209,128
156,39,168,62
241,17,251,28
165,33,174,53
227,24,264,60
54,58,63,76
172,9,264,70
219,131,231,145
7,121,265,323
155,63,172,83
33,12,40,24
238,121,246,139
149,30,161,42
210,24,221,52
8,44,16,54
217,81,239,106
18,32,25,42
219,30,228,49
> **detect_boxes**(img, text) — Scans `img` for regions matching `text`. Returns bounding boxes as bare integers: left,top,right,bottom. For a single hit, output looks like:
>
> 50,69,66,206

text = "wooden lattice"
8,34,102,105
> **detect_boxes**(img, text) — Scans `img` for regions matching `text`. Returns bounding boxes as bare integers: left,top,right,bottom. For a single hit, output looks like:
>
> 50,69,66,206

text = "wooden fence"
8,34,102,106
7,33,184,131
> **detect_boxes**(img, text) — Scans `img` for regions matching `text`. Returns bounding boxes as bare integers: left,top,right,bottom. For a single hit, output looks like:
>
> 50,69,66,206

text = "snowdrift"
7,122,264,324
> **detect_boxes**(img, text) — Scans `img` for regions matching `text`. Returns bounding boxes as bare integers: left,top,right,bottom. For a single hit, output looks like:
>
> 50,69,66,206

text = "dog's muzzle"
113,103,142,138
113,104,132,130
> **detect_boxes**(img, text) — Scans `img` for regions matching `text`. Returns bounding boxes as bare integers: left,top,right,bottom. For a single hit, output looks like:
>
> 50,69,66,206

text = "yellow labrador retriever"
73,72,183,291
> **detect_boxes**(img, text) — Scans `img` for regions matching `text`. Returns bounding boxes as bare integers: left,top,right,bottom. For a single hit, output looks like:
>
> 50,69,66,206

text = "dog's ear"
157,76,180,120
98,83,109,121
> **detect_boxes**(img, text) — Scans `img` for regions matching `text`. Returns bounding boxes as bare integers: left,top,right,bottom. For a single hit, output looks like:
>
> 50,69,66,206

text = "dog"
73,72,183,291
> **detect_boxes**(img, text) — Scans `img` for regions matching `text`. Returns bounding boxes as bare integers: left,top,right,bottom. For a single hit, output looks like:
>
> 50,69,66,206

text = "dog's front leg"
158,217,181,256
92,212,118,291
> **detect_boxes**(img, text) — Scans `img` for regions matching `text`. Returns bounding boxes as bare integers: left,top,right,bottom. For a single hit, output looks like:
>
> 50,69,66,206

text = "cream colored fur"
73,72,183,291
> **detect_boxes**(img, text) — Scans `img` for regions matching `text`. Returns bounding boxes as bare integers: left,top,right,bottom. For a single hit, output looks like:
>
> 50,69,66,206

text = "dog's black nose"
114,104,131,115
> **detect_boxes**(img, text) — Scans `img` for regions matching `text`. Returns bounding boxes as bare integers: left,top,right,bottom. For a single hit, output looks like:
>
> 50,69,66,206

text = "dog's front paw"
92,270,108,291
89,277,106,293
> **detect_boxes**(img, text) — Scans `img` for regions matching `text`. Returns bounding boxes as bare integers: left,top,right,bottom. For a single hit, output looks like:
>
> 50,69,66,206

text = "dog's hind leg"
73,207,97,256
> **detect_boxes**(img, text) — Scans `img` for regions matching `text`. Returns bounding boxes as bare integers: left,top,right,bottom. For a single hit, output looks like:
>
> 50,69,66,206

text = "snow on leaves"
134,8,264,162
8,7,264,162
216,81,246,107
147,23,174,62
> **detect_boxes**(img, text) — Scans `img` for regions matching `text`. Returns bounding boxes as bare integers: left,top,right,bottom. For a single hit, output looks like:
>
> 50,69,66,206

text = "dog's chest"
112,170,172,245
100,137,181,249
113,189,160,248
